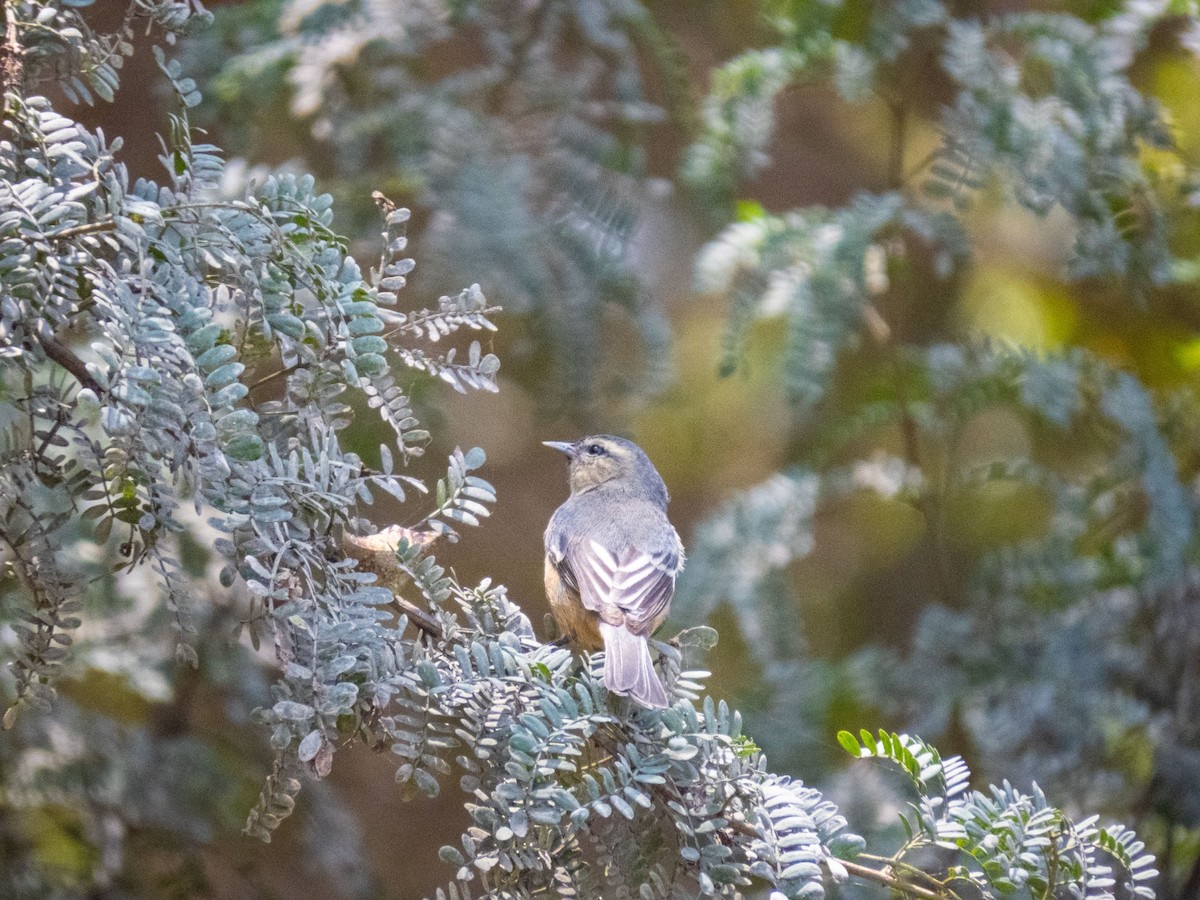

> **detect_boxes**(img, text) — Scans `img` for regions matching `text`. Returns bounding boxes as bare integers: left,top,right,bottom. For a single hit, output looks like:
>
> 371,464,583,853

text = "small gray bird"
543,436,684,709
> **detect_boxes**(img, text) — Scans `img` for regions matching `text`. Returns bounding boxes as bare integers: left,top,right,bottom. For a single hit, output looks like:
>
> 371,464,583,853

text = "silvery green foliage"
373,551,861,899
678,342,1200,886
2,0,498,839
12,0,213,106
364,544,1156,900
679,5,1200,881
195,0,677,409
933,14,1173,284
840,731,1159,900
0,591,379,897
681,47,814,213
695,193,968,409
681,469,822,766
691,0,1191,414
342,544,1156,898
689,0,1181,288
0,3,1169,897
867,353,1196,810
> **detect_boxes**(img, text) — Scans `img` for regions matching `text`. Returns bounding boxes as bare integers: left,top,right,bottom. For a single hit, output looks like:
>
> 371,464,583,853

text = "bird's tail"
599,622,669,709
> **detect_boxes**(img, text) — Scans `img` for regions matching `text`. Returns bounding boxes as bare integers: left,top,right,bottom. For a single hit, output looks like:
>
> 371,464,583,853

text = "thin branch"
36,332,101,393
858,852,953,889
390,596,443,640
32,400,66,464
834,858,951,900
46,220,116,241
862,300,921,470
865,297,955,605
247,360,301,394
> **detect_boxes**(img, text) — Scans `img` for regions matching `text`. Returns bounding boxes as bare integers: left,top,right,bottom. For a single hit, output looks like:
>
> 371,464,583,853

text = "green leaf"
835,734,864,763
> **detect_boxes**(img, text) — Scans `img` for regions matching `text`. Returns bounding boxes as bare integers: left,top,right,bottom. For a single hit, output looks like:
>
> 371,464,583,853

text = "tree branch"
390,596,443,639
36,332,101,394
833,858,951,900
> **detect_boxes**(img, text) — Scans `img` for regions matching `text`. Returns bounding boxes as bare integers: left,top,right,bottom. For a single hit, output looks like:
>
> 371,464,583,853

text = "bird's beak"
542,440,575,457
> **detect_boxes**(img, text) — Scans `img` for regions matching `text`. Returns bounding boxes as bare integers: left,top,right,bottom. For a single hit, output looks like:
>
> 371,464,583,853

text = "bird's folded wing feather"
554,539,679,635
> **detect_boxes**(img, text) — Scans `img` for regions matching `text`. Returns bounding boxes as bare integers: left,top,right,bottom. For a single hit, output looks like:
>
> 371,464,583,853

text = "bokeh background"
6,0,1200,896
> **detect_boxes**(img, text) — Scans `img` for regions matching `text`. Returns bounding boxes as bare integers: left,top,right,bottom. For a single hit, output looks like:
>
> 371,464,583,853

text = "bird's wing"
561,538,681,636
548,538,581,597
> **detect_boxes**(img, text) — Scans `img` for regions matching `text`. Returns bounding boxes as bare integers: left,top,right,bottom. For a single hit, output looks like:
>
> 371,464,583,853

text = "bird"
543,435,684,709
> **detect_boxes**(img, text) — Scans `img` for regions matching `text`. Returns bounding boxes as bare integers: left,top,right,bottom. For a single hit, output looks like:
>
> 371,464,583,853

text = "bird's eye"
587,443,605,456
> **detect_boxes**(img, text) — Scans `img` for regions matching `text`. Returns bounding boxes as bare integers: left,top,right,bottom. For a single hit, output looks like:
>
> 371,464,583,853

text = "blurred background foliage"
5,0,1200,896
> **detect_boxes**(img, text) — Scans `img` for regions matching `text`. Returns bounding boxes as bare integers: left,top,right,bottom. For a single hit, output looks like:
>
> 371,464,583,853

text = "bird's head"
543,435,669,505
